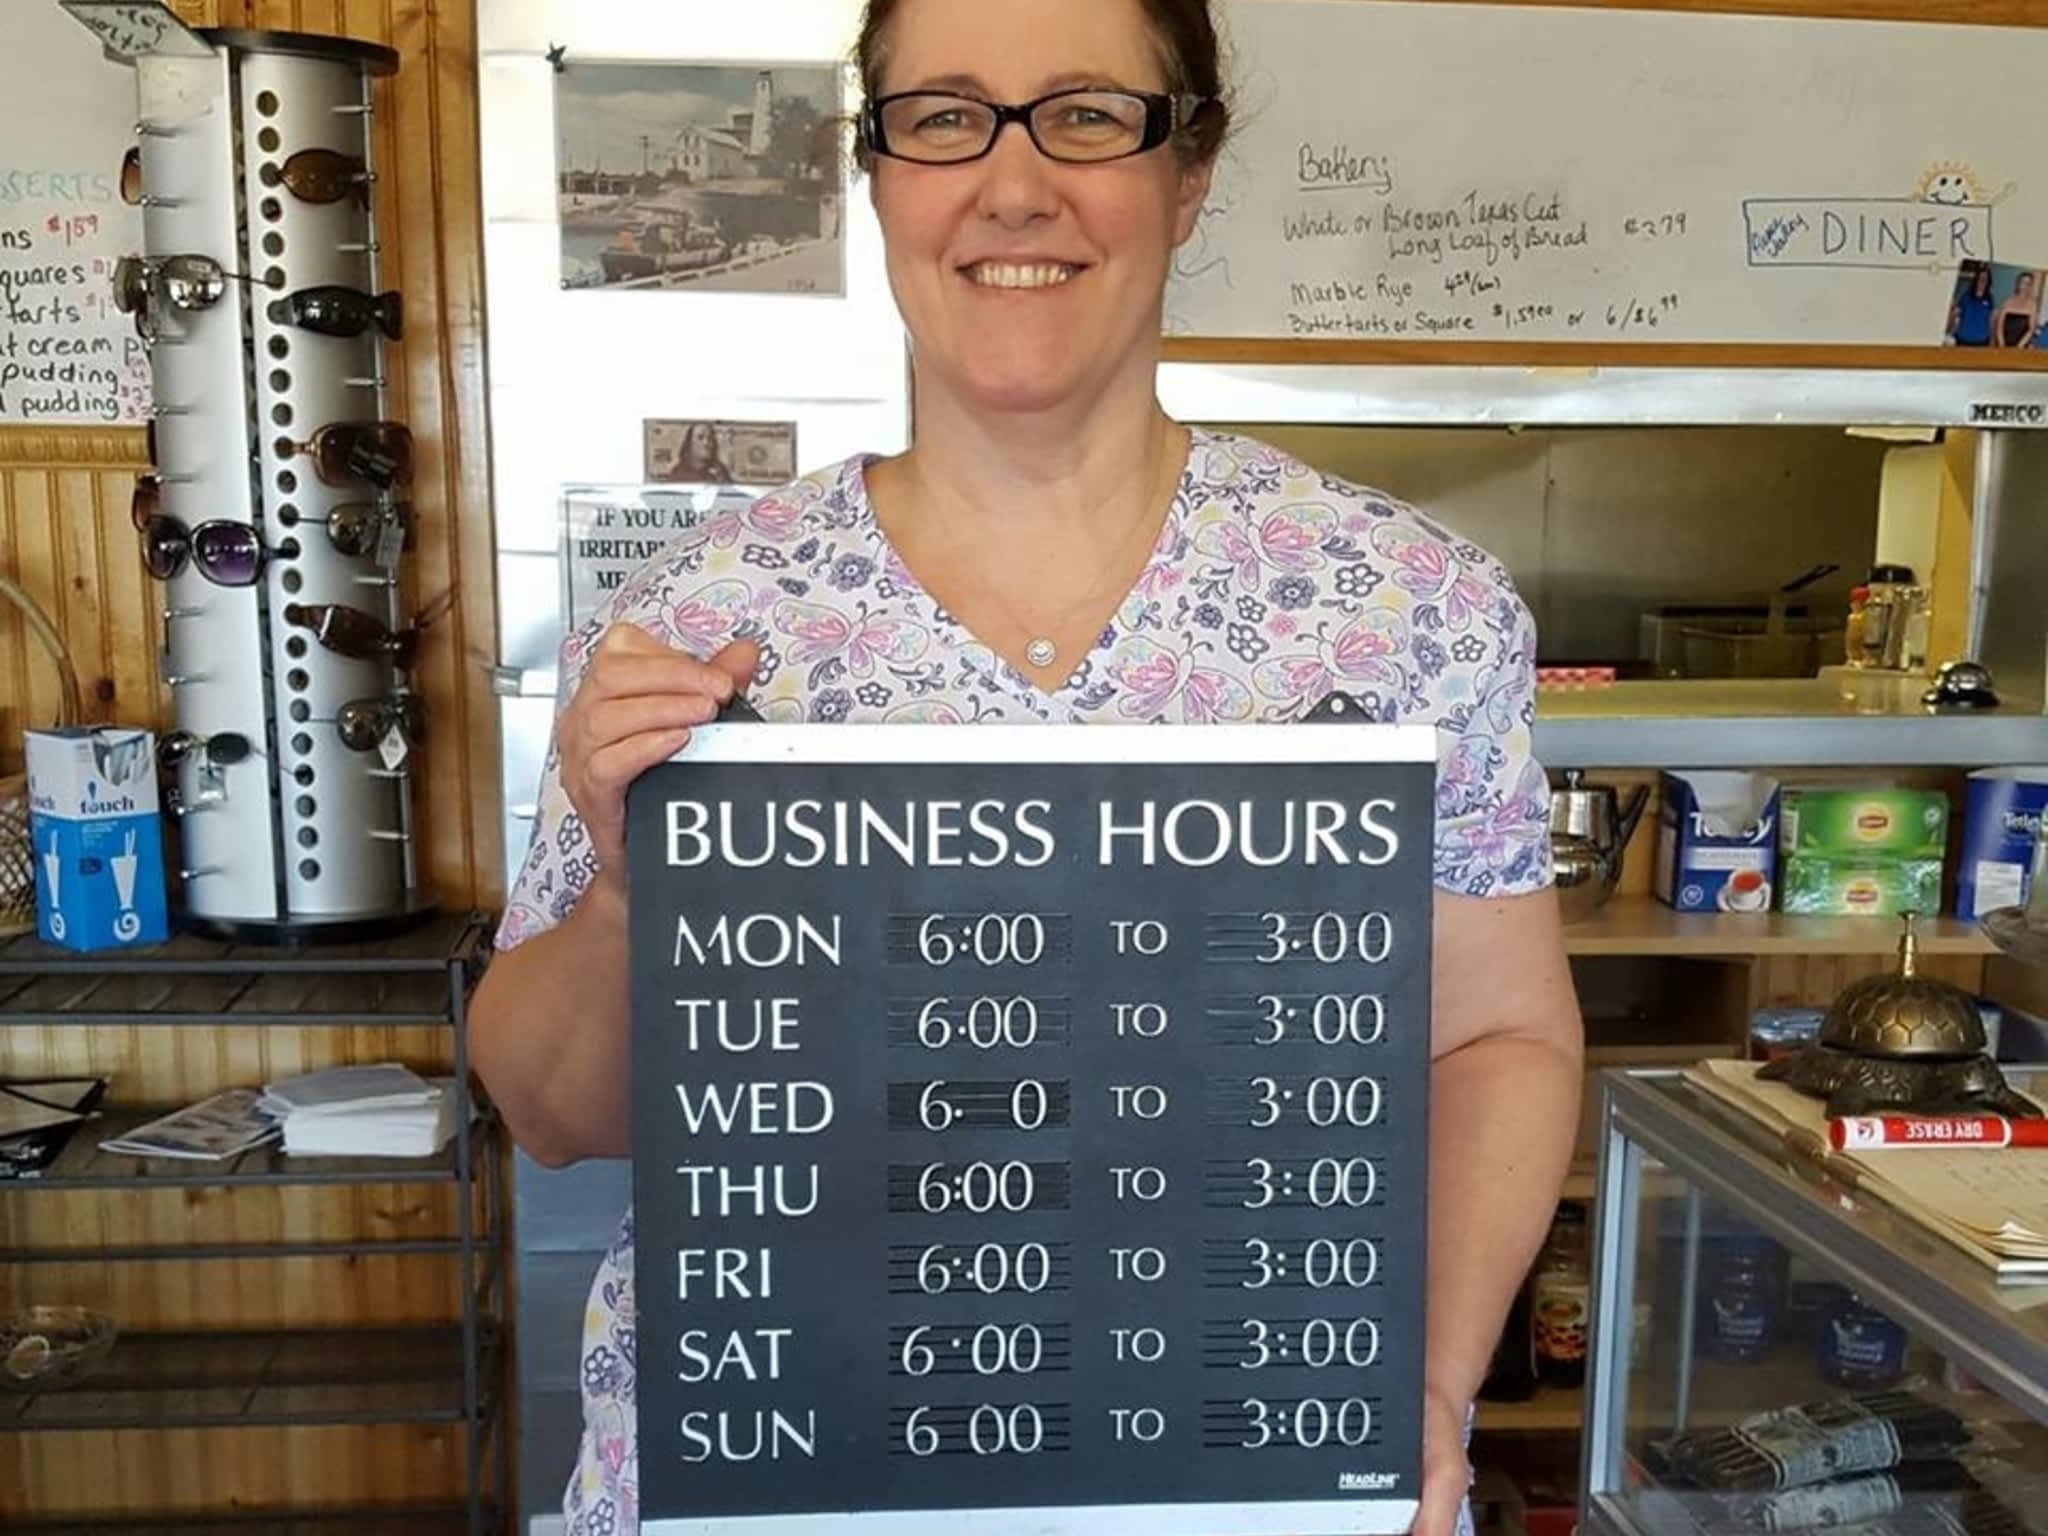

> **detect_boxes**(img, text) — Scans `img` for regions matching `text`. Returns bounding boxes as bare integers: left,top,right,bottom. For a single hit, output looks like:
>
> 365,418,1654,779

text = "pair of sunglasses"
160,731,254,769
335,694,424,753
116,254,270,313
260,147,373,207
316,501,414,560
137,514,266,587
284,602,420,669
276,422,413,491
276,285,403,341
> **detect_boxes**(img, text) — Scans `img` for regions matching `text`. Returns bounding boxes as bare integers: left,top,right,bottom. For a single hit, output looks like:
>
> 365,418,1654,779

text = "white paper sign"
561,484,762,628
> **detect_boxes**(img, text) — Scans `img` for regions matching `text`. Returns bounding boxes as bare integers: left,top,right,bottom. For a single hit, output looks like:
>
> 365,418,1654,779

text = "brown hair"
852,0,1232,166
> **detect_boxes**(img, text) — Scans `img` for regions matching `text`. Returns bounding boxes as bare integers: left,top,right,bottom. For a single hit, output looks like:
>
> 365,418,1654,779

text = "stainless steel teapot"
1550,769,1649,922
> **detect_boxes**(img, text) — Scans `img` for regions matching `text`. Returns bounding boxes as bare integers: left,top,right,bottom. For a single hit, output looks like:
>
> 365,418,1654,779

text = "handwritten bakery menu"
625,723,1434,1535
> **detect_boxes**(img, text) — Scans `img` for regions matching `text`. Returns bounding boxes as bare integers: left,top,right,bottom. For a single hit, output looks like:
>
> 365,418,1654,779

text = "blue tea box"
1956,767,2048,921
25,727,169,951
1654,770,1781,913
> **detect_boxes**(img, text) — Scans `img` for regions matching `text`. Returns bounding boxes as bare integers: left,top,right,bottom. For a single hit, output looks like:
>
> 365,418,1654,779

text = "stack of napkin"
259,1064,461,1158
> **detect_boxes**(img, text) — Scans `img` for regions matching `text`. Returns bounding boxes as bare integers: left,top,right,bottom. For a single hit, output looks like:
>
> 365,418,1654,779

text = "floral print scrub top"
498,427,1552,1535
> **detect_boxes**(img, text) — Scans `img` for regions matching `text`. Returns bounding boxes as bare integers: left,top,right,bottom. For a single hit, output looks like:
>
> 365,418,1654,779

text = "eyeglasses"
863,88,1210,165
284,602,420,669
262,147,373,206
137,513,268,587
276,422,414,490
277,285,403,341
334,694,424,753
159,731,254,770
315,501,413,560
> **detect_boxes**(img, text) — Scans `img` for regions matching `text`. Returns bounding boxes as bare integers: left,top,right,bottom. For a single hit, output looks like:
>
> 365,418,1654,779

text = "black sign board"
626,723,1434,1535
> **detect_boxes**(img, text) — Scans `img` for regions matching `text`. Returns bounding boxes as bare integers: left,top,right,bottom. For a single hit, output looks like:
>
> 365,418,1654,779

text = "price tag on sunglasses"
379,722,410,772
375,517,405,573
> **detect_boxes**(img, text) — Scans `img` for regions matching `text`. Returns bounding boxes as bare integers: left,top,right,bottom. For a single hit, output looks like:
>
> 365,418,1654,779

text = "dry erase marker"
1829,1114,2048,1151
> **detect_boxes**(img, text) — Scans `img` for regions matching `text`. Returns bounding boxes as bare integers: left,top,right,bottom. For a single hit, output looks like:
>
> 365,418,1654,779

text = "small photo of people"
1945,259,2048,349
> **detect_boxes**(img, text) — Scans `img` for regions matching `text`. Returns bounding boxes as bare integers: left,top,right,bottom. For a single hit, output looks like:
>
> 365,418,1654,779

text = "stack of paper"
1686,1059,2048,1280
99,1088,281,1161
260,1064,461,1158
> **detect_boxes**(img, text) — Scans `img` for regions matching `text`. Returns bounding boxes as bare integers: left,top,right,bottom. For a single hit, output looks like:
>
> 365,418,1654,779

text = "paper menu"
1686,1060,2048,1271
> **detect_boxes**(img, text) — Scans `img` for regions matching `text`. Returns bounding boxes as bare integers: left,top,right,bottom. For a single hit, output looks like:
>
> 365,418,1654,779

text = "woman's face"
2020,272,2038,298
868,0,1213,417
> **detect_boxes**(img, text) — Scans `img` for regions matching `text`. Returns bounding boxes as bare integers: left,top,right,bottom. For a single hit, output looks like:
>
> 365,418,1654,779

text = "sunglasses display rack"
117,25,428,942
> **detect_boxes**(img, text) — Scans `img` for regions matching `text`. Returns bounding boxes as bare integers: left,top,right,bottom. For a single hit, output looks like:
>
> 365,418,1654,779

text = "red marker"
1829,1114,2048,1151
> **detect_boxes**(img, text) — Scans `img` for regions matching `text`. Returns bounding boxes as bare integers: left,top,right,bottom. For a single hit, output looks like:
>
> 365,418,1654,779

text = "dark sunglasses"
262,147,372,207
277,285,403,341
276,421,413,490
138,514,268,587
160,730,254,769
316,501,414,560
129,471,198,530
284,602,420,669
335,694,424,753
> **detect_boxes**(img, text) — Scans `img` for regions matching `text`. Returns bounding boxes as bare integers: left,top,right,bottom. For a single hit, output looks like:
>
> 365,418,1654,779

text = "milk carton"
1956,768,2048,921
1654,771,1780,913
25,727,169,951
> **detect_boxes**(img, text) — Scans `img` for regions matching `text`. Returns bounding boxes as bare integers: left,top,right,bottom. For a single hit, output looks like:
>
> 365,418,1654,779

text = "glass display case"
1580,1068,2048,1536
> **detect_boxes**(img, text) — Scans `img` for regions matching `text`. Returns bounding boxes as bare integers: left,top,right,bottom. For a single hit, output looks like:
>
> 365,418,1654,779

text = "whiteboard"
1,1,150,424
1166,1,2048,347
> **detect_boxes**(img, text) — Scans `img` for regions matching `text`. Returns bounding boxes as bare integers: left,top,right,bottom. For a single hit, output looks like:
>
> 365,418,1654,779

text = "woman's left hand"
1410,1386,1472,1536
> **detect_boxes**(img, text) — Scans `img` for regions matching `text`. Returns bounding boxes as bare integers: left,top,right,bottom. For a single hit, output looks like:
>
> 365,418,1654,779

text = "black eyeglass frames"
863,88,1211,165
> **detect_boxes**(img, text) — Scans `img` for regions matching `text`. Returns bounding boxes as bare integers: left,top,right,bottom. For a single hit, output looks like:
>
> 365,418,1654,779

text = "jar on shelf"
1843,586,1870,669
1531,1201,1591,1389
1819,1290,1908,1387
1703,1231,1788,1364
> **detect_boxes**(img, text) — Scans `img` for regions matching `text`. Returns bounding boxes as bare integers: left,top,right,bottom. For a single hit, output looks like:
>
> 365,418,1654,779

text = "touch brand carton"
25,726,169,952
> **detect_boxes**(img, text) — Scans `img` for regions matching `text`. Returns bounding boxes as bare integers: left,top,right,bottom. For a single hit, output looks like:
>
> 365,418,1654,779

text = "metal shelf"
0,911,493,979
12,1507,496,1535
0,1324,499,1433
0,1109,491,1191
0,967,465,1028
1533,679,2047,769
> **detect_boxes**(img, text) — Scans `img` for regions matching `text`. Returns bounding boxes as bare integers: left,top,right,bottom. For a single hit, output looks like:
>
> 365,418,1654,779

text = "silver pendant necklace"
1025,636,1057,668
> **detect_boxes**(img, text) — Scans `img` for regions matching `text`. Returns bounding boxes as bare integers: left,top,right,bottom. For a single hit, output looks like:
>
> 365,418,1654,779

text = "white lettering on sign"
678,1409,818,1464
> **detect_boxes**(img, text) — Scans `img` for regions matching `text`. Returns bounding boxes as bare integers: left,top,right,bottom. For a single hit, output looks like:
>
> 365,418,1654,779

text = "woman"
474,2,1582,1533
1991,268,2038,349
1947,262,1994,347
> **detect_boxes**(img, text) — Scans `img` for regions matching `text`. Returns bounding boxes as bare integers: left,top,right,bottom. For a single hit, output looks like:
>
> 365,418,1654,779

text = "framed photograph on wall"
556,61,846,296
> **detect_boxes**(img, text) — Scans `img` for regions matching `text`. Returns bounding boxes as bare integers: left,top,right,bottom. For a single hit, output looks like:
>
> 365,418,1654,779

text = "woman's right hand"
559,622,760,888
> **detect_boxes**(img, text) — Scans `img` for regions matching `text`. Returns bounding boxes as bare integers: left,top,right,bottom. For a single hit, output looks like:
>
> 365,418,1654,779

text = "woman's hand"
1410,1385,1473,1536
559,622,759,887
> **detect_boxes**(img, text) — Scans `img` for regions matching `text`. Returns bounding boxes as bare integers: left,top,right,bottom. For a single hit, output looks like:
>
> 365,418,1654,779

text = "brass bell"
1758,912,2039,1117
1819,913,1987,1060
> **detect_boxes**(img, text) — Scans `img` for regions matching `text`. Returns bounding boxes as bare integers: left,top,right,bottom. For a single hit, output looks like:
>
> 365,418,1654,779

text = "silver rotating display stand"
107,18,430,943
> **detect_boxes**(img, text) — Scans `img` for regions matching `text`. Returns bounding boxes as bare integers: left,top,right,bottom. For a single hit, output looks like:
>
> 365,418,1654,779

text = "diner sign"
626,721,1434,1535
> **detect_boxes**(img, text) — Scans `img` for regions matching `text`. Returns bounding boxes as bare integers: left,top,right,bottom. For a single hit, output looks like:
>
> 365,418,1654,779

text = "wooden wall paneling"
11,1426,469,1515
